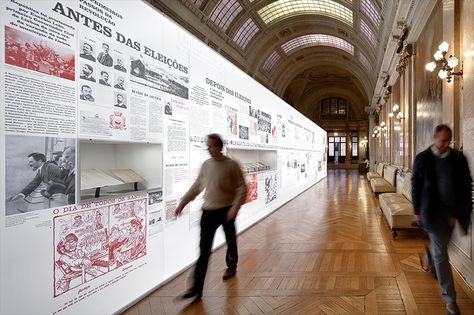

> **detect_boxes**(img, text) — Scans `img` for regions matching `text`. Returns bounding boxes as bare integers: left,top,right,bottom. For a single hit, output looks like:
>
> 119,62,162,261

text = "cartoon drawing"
109,199,147,270
110,218,146,268
55,232,106,295
72,215,84,228
53,198,147,296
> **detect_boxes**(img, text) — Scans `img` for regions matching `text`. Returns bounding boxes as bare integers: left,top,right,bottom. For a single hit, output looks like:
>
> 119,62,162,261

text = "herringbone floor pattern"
123,170,474,314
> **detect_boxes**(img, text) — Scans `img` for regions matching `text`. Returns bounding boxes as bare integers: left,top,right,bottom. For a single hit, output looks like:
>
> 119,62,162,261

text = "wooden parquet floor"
123,170,474,314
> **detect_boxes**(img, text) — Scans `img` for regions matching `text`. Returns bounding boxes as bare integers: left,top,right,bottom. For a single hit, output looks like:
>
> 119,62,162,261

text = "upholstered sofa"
370,165,397,194
379,172,415,239
367,162,384,181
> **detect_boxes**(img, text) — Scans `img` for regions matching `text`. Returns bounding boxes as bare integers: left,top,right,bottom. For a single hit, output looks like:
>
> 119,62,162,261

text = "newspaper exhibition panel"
0,1,327,314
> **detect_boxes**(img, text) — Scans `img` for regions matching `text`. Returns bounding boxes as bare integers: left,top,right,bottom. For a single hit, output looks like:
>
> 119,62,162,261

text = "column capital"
441,0,454,9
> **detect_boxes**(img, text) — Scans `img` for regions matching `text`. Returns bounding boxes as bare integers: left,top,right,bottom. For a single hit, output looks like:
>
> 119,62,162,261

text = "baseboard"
452,265,474,302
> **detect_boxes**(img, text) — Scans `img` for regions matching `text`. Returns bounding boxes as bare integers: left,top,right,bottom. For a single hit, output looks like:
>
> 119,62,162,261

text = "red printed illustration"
4,26,75,81
109,112,127,130
245,173,258,203
109,199,147,270
53,198,147,297
53,208,109,297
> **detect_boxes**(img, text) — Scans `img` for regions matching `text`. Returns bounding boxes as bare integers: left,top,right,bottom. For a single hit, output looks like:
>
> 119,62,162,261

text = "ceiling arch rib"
257,0,354,27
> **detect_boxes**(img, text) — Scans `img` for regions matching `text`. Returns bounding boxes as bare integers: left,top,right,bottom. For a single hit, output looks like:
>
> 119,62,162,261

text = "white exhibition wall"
0,1,327,314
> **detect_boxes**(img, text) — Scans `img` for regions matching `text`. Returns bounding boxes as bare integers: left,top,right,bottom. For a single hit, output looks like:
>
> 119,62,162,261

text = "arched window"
320,97,348,120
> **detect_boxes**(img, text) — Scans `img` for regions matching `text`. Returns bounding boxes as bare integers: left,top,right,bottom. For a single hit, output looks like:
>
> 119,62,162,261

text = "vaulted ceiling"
148,0,399,123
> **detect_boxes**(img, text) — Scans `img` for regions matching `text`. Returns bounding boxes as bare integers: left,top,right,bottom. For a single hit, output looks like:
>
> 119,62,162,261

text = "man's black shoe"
446,302,461,315
179,289,202,300
222,268,236,280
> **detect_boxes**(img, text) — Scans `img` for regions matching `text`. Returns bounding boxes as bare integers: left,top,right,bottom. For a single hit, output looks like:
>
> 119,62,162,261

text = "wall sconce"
372,123,386,138
388,104,404,120
425,41,463,83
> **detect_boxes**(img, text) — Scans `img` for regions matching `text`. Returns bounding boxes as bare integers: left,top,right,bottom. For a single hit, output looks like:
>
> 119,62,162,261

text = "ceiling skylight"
361,0,381,27
210,0,243,32
263,51,281,73
258,0,353,26
358,51,372,70
233,18,260,49
360,19,377,47
281,34,354,55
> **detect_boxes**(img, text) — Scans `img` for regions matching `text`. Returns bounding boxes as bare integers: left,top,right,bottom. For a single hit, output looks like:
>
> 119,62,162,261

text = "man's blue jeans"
426,223,456,304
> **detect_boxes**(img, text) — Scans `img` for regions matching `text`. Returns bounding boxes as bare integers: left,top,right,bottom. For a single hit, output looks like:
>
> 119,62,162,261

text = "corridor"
124,170,474,314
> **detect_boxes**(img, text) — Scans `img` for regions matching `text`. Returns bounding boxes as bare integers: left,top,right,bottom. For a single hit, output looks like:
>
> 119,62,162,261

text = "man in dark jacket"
8,152,63,202
412,124,472,315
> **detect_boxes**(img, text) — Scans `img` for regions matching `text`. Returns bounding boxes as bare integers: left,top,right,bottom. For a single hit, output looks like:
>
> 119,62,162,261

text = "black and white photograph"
239,125,249,140
99,70,111,86
130,55,189,99
5,135,76,216
148,190,163,205
264,172,277,204
96,42,113,67
164,101,172,115
258,110,271,133
249,106,258,118
80,63,96,82
79,40,96,62
114,92,127,109
114,56,127,72
114,75,126,90
80,84,95,102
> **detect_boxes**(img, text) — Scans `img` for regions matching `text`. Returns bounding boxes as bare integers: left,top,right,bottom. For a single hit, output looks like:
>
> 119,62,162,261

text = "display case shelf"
79,141,162,201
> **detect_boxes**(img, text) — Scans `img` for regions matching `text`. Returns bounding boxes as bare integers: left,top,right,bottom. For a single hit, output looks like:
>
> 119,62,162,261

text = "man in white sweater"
175,134,247,301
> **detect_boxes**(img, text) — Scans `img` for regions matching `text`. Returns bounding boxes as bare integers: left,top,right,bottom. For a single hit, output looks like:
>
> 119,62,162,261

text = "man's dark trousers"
192,206,238,293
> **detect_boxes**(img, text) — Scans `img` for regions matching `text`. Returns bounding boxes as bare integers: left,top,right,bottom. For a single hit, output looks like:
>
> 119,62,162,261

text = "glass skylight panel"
263,51,281,73
360,19,377,47
281,34,354,55
258,0,353,27
210,0,243,32
361,0,381,27
358,51,372,70
233,18,260,49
